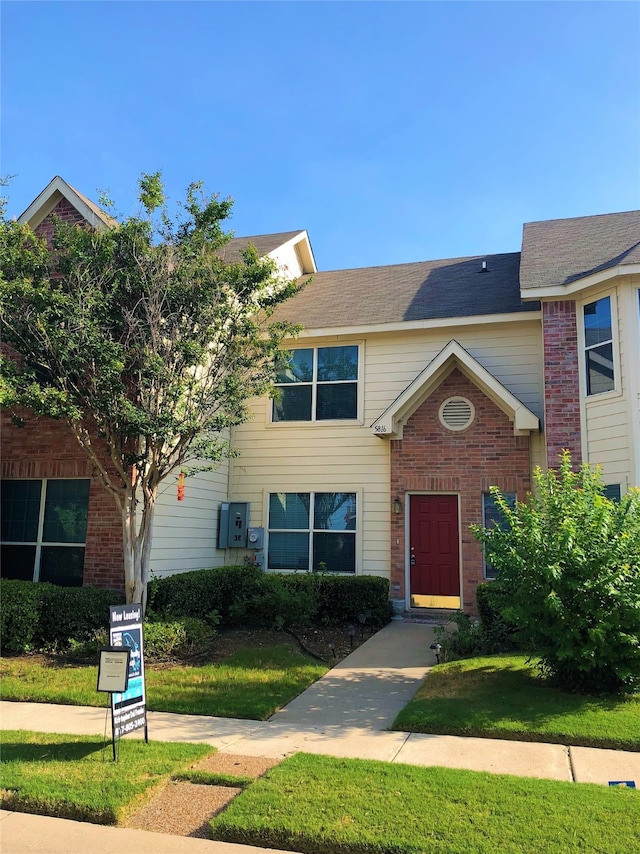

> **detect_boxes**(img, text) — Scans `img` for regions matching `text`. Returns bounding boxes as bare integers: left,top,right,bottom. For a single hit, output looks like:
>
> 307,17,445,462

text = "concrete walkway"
2,621,639,853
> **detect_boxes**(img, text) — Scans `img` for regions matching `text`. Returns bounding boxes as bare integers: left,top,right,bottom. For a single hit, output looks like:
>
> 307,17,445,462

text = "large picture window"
482,492,515,580
0,479,90,586
584,296,614,395
273,346,359,422
267,492,356,573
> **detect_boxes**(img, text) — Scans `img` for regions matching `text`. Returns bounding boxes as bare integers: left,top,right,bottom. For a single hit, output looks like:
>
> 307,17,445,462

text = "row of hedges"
149,566,391,630
1,569,391,655
0,579,124,654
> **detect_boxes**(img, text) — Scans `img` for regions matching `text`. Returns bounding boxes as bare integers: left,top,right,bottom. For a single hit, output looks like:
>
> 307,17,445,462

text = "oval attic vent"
439,396,475,431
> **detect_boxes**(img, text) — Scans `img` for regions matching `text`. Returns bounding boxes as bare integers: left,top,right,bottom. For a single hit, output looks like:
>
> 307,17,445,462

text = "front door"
409,494,460,609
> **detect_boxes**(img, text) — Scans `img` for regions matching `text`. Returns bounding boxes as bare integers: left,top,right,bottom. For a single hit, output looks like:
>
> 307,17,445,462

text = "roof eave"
17,176,112,231
521,263,640,301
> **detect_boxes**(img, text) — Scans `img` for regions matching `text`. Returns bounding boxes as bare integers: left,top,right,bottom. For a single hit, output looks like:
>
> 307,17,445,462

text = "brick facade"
33,197,87,244
0,410,124,590
390,368,531,614
542,300,582,467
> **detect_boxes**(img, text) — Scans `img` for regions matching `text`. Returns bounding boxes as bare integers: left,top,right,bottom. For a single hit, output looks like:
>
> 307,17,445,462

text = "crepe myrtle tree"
0,173,302,607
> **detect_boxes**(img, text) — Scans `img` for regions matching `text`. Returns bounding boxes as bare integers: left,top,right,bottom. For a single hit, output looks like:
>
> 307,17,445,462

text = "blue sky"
2,1,639,270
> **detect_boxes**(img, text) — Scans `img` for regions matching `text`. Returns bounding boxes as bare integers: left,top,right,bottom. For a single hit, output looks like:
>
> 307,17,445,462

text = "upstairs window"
584,297,614,395
273,346,358,422
1,479,90,586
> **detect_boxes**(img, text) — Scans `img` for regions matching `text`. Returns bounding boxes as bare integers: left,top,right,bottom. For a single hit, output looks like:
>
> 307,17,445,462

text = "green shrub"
0,579,48,653
433,611,484,660
143,617,216,660
475,582,519,653
35,585,124,650
148,566,391,629
148,564,264,626
472,452,640,694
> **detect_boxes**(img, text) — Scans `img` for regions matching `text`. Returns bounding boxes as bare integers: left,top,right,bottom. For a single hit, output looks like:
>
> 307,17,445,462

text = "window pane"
314,493,356,530
317,346,358,381
267,532,309,571
276,349,313,383
483,492,515,579
1,480,42,542
313,532,355,573
43,480,90,543
39,546,84,586
316,383,357,420
586,343,614,395
603,484,621,503
0,544,36,580
273,385,312,421
269,493,310,529
584,298,612,347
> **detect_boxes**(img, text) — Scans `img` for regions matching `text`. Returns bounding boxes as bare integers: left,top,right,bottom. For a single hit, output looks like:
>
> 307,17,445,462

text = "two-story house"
2,177,638,614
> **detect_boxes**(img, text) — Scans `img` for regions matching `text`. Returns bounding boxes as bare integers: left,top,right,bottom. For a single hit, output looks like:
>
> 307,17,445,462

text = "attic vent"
439,396,475,432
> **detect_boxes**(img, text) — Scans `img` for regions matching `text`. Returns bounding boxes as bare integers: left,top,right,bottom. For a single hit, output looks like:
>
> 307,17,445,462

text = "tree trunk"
122,484,157,611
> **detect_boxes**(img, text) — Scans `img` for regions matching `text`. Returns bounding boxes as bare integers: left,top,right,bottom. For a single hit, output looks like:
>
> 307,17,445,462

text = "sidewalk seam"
387,731,412,763
567,746,576,782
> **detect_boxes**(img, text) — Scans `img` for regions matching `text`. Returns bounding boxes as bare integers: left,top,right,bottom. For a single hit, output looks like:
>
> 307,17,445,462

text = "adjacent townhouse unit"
2,176,638,614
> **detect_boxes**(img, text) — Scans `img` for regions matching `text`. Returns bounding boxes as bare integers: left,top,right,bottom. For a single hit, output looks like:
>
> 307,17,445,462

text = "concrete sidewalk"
1,621,639,853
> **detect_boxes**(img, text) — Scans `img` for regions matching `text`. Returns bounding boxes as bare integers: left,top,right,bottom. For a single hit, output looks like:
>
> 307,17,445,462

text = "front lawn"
0,730,212,824
0,646,327,720
392,655,640,751
212,752,640,854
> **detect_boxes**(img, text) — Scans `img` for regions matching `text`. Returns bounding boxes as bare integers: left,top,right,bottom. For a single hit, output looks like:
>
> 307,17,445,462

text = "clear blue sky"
2,1,639,270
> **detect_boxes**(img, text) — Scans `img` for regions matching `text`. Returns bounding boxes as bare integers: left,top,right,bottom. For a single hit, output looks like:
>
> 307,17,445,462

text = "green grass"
211,752,640,854
0,647,327,719
392,655,640,751
0,729,213,824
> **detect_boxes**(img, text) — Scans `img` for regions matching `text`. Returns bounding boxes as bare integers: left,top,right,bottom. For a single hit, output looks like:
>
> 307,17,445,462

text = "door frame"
404,492,463,610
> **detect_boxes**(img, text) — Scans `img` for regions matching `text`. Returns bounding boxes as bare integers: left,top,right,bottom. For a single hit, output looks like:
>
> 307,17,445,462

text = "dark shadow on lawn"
1,739,103,763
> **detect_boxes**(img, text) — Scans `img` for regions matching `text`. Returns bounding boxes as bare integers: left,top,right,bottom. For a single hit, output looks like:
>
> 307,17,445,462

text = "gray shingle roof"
271,252,538,330
219,231,305,263
520,210,640,291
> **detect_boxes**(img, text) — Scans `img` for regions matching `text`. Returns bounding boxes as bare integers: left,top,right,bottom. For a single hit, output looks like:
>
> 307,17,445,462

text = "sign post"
104,604,148,758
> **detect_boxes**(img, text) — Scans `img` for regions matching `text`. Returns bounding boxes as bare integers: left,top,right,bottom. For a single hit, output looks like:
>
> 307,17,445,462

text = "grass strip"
172,770,253,788
0,729,213,824
0,647,327,719
211,752,640,854
392,655,640,751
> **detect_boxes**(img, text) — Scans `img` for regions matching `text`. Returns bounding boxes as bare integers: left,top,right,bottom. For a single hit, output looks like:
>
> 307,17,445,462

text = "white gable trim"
266,230,317,274
371,339,540,439
17,176,112,231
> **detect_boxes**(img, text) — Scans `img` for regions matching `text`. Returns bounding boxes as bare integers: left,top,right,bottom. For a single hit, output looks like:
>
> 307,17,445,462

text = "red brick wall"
1,411,124,590
542,300,582,468
390,368,531,614
33,197,87,245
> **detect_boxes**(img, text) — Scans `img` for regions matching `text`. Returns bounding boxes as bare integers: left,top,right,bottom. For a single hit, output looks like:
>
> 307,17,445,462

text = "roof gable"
520,209,640,296
17,176,117,231
371,339,539,439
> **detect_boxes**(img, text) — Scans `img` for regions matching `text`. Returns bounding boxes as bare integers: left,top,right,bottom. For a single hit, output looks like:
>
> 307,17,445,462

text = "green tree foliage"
0,174,301,606
471,452,640,694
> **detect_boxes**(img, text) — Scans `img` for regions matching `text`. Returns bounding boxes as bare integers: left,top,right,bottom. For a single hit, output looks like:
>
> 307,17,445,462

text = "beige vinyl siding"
150,459,229,577
269,242,305,278
582,279,638,490
230,318,543,577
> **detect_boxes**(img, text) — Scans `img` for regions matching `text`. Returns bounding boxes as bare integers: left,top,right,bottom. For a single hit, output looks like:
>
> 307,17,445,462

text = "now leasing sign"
109,604,147,740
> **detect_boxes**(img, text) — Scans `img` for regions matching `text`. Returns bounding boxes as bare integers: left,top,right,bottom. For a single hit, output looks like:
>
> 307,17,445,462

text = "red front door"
410,495,460,600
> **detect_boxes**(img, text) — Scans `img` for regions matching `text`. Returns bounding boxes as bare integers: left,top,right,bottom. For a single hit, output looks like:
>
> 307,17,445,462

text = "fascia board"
266,230,317,274
520,265,640,301
289,310,542,340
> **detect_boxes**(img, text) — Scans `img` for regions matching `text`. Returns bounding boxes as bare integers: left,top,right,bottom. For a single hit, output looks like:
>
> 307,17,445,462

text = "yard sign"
109,604,148,742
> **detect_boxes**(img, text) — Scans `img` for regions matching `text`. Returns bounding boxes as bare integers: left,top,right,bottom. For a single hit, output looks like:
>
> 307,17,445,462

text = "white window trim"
579,291,621,401
268,342,363,427
1,478,89,582
263,488,362,574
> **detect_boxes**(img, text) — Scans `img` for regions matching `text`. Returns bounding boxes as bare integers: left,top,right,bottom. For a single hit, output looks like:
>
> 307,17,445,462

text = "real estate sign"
109,604,147,739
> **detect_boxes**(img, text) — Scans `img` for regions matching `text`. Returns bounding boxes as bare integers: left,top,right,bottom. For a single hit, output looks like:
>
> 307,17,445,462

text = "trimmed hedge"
149,567,391,629
0,579,124,654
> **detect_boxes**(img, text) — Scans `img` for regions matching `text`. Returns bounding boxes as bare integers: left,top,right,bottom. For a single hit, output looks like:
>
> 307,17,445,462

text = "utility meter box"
218,502,250,548
247,527,264,549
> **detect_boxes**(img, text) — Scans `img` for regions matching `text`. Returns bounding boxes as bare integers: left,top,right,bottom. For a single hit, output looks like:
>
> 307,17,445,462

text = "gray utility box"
218,502,250,548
